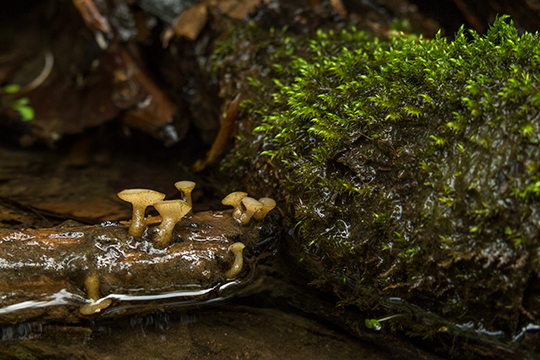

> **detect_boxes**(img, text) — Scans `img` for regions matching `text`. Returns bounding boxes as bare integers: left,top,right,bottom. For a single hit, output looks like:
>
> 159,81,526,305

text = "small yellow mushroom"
221,191,248,220
117,189,166,238
224,242,245,278
253,197,276,221
174,180,196,207
239,197,263,225
80,274,112,315
153,199,191,248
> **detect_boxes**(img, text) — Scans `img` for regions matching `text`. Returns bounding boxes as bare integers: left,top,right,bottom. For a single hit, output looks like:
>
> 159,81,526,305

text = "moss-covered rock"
217,16,540,358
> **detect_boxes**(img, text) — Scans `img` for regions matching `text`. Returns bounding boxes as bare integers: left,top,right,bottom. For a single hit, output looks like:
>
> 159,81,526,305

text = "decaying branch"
0,210,273,325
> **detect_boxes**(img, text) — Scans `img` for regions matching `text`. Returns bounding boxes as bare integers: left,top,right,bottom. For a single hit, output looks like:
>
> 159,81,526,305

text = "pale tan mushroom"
117,189,165,238
174,180,196,207
224,242,246,278
153,199,191,247
80,274,112,315
221,191,248,220
239,197,263,225
253,197,276,221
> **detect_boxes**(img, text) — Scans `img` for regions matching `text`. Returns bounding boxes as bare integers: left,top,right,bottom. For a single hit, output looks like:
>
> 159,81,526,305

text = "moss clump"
219,16,540,357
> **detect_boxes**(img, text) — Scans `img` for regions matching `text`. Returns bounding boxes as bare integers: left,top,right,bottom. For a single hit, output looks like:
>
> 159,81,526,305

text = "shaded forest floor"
0,134,401,359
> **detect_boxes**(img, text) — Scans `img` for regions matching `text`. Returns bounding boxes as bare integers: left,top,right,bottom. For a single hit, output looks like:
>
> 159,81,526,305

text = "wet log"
0,210,275,325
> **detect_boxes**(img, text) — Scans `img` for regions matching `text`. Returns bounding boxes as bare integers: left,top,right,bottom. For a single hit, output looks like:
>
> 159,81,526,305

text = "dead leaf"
172,0,272,40
173,2,209,41
36,200,129,221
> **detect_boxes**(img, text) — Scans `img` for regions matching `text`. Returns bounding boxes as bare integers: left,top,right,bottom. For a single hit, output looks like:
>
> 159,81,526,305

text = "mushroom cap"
153,199,191,222
117,189,166,206
258,197,276,209
253,197,277,220
174,180,196,192
80,298,112,315
241,197,263,212
222,191,248,206
229,242,245,254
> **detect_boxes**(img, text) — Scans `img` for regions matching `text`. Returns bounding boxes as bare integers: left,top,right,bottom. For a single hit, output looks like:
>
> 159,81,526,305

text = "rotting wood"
0,209,274,325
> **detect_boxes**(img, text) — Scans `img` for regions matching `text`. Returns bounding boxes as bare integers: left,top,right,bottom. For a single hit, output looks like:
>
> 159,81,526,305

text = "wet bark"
0,210,277,325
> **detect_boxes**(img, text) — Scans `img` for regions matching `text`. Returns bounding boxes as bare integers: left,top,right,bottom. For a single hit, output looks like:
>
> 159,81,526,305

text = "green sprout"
2,84,34,121
365,314,404,331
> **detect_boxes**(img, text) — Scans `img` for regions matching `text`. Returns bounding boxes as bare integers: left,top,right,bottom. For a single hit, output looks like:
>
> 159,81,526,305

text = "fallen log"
0,209,275,325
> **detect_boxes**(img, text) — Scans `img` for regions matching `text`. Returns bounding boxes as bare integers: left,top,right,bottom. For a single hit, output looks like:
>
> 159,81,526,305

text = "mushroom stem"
174,181,196,207
153,200,191,248
85,274,100,301
154,217,176,247
117,189,166,238
225,242,245,278
130,206,147,238
79,274,112,315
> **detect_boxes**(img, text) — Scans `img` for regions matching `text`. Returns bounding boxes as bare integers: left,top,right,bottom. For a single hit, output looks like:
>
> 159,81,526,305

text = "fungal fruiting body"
222,192,276,225
117,189,166,238
153,199,191,248
239,197,263,225
253,197,277,221
174,180,196,207
0,180,276,322
221,191,248,220
79,274,112,315
225,242,246,278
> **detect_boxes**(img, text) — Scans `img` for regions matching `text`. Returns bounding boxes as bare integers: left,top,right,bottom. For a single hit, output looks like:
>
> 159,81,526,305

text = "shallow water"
0,302,395,360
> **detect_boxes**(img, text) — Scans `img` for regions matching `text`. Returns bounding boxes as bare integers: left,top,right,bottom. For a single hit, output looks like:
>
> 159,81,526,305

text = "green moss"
218,16,540,357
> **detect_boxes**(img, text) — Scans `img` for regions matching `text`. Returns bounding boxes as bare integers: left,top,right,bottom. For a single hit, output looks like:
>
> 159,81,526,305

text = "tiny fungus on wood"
0,177,279,324
239,197,263,225
79,274,112,315
174,180,196,207
222,191,248,220
117,189,166,238
153,199,191,247
225,242,246,278
253,197,276,221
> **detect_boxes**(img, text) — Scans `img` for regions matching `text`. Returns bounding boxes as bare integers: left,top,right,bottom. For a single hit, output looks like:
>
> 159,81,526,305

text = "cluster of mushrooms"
79,182,276,315
117,181,276,248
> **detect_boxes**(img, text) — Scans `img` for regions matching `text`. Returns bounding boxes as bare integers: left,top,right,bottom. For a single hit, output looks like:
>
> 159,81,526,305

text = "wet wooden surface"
0,210,269,324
